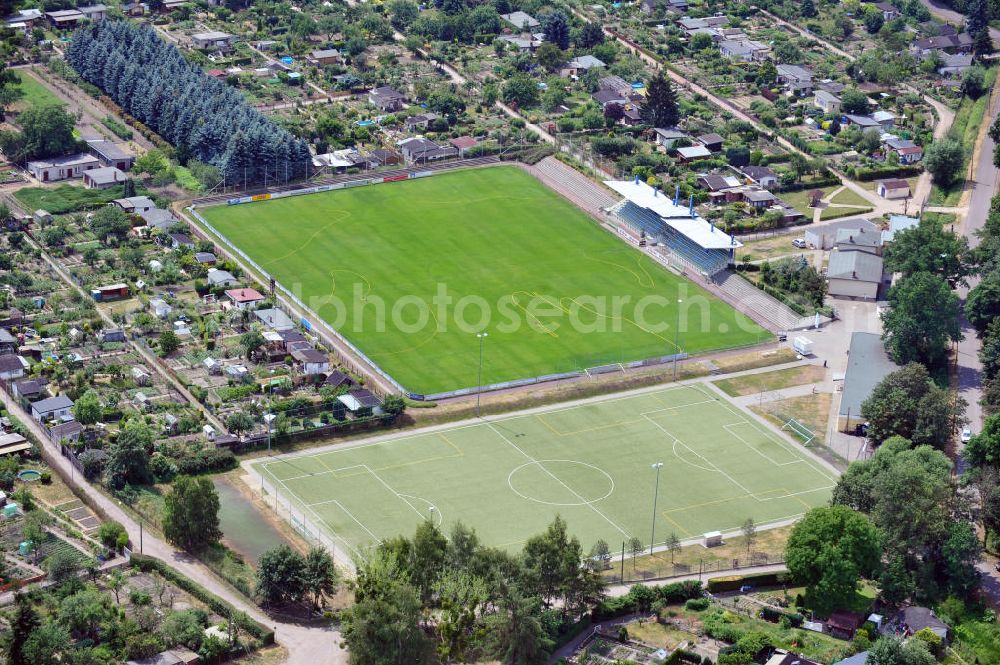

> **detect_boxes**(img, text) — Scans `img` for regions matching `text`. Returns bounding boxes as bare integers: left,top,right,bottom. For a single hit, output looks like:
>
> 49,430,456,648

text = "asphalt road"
955,79,1000,467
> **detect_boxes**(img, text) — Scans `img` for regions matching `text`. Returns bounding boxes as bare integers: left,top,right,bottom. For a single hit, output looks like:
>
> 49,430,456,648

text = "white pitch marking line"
485,422,632,539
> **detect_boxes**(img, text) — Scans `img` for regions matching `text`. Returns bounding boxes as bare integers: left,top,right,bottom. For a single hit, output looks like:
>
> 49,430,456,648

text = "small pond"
214,477,288,566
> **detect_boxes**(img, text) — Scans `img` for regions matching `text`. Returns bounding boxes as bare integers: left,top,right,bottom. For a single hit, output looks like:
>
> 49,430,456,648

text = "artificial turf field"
202,167,767,395
253,384,836,560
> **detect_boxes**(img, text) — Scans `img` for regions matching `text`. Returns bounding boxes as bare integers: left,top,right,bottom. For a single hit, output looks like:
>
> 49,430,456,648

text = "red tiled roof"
225,288,265,303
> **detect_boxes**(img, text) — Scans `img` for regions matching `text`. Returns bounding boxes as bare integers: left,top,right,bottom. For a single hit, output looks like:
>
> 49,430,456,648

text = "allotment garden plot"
253,384,837,559
201,167,767,395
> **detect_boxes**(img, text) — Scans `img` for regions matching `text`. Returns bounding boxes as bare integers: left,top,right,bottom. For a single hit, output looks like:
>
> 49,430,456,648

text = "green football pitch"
201,167,768,395
252,384,836,560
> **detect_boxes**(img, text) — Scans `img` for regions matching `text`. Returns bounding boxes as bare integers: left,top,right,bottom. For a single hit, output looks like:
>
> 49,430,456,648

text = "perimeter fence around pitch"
186,164,787,401
248,465,359,571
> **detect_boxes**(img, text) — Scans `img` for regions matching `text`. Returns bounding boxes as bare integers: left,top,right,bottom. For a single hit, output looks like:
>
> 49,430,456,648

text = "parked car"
792,238,807,248
961,427,973,443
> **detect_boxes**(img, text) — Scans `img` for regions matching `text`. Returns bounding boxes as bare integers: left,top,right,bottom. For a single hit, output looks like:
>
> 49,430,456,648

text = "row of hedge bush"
759,606,804,627
705,571,792,593
130,553,275,647
843,163,923,182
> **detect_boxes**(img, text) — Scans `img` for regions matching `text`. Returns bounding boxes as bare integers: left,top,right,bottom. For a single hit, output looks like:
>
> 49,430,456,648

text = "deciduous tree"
881,273,962,368
786,506,881,615
162,475,221,553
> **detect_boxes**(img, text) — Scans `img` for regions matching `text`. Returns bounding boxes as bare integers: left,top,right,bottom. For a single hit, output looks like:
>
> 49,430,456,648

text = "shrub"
706,572,789,593
685,597,710,611
129,554,274,646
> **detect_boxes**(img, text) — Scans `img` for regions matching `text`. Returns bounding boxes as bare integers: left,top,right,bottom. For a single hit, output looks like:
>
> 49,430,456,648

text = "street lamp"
476,332,488,418
673,299,683,381
650,462,663,555
429,505,436,524
263,413,276,452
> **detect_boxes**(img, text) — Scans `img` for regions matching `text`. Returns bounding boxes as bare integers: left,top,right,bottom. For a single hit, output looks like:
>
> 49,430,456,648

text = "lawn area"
827,187,873,208
10,70,63,111
712,364,825,397
779,186,836,212
14,183,140,214
201,167,768,395
750,392,832,447
255,384,836,560
173,166,204,193
923,211,958,227
734,236,804,262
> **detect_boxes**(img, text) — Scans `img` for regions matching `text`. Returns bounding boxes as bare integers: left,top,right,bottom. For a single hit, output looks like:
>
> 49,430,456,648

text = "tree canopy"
785,506,881,614
67,21,310,185
881,272,962,368
162,475,221,553
861,362,967,447
641,73,679,129
883,217,970,286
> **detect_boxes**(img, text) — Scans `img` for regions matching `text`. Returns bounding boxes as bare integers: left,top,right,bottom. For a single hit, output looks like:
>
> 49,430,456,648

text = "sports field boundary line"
183,165,773,401
246,363,832,473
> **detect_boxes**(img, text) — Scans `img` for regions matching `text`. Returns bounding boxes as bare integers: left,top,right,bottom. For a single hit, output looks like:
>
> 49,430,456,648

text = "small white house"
225,364,251,382
876,179,910,200
27,154,100,182
0,354,28,381
131,366,151,386
291,347,331,376
30,395,74,423
206,269,237,287
150,297,172,319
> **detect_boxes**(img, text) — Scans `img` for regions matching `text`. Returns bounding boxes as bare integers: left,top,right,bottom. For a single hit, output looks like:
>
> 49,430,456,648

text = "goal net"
782,418,816,446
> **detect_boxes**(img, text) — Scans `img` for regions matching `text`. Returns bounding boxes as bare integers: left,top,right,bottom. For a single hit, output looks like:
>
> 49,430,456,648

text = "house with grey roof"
834,227,882,254
368,85,406,112
0,354,28,380
838,332,897,430
500,10,539,30
559,55,606,77
827,250,884,300
814,90,842,114
113,195,156,214
140,208,177,232
30,395,74,423
87,139,134,170
191,31,233,51
776,64,813,94
83,166,127,189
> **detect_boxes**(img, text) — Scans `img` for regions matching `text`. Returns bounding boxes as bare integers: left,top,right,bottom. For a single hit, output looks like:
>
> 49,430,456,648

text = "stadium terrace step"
532,156,618,214
713,271,805,331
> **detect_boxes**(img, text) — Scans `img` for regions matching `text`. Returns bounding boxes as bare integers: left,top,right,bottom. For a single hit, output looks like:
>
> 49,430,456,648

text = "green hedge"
846,164,923,182
130,553,274,647
666,648,703,664
706,571,791,593
759,606,804,627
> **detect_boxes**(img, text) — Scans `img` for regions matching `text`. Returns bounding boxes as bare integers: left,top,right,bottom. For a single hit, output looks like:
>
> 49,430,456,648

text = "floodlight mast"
650,462,664,555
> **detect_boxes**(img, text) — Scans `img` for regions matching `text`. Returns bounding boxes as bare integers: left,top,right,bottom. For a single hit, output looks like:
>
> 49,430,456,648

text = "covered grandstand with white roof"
604,179,740,275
